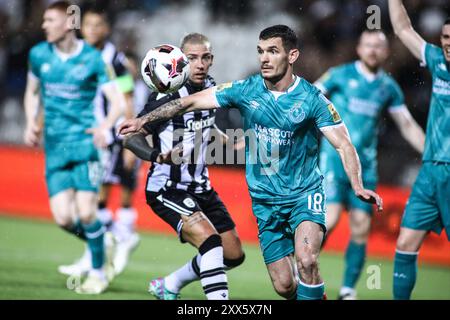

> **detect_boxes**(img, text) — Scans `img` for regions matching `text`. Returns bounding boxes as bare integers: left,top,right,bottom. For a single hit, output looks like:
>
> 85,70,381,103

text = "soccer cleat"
338,292,357,300
148,277,180,300
58,247,91,277
75,271,109,295
113,232,140,275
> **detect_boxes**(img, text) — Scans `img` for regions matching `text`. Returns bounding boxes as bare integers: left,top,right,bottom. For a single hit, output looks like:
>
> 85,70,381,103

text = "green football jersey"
316,61,405,182
421,43,450,163
28,40,111,146
214,74,342,204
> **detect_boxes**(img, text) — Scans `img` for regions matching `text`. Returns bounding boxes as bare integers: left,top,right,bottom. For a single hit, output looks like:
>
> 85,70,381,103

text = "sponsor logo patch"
327,103,341,122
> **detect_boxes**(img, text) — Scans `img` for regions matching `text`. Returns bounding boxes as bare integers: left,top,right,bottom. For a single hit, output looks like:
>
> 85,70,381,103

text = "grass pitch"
0,215,449,300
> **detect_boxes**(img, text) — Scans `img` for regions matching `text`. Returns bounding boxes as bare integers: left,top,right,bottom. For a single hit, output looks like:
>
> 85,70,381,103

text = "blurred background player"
23,1,125,294
123,33,245,300
389,0,450,300
119,25,383,301
314,29,425,300
58,6,141,278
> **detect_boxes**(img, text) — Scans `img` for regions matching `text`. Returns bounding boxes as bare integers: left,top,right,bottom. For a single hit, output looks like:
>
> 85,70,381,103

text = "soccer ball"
141,44,190,94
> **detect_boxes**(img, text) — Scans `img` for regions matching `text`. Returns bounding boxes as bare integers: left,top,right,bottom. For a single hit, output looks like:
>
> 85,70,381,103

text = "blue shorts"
45,139,102,197
401,162,450,240
252,185,327,265
324,173,377,215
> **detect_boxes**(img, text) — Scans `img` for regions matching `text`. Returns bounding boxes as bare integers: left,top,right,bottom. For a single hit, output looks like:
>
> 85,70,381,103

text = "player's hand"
355,188,383,212
118,118,144,135
86,127,108,149
234,137,246,151
24,122,42,147
156,144,184,165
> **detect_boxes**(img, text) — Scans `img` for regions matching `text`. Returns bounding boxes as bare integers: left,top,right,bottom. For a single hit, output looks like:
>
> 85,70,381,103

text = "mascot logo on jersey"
289,102,306,123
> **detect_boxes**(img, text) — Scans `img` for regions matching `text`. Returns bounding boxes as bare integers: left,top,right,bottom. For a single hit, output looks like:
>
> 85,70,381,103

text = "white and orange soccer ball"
141,44,190,94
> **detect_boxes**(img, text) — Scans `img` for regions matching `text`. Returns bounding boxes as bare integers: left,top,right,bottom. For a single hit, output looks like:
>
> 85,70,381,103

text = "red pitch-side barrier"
0,145,449,266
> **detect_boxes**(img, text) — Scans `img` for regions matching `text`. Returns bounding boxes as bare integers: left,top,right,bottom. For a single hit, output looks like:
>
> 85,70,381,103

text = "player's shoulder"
81,41,104,60
381,71,401,89
330,62,354,75
425,42,443,56
234,73,261,89
298,77,321,96
29,41,51,58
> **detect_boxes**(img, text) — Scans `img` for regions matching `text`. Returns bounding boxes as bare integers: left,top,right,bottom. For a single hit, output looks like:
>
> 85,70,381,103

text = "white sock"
89,268,106,281
165,254,201,293
97,207,113,227
340,286,356,296
200,246,228,300
113,207,137,241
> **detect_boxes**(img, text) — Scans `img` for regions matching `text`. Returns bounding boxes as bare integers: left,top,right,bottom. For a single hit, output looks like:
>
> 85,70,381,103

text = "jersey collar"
355,60,383,82
263,75,300,100
53,39,84,62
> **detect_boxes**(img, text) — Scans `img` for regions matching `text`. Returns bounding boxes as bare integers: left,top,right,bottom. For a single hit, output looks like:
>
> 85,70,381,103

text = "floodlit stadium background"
0,0,449,299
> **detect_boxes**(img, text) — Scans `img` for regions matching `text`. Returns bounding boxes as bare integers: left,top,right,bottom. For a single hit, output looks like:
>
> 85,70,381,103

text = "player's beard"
261,64,288,85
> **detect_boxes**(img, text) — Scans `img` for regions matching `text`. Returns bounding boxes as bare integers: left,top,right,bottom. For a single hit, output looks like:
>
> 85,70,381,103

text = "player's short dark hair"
180,33,211,51
259,25,298,52
359,29,388,45
46,1,72,13
83,5,110,24
444,17,450,26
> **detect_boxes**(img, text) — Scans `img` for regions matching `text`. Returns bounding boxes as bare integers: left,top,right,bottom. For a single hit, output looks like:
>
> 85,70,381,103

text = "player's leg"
254,201,298,299
97,183,114,228
147,188,228,300
58,183,112,277
50,189,77,234
152,190,244,298
266,255,298,299
294,221,325,300
74,190,115,294
107,148,140,274
393,163,448,300
339,208,372,299
114,148,139,242
162,228,245,296
179,212,229,299
393,227,427,300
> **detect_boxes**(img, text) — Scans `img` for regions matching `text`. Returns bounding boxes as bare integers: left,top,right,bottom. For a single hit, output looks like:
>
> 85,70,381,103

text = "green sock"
297,281,325,300
82,220,105,269
343,240,366,289
61,220,86,241
393,250,418,300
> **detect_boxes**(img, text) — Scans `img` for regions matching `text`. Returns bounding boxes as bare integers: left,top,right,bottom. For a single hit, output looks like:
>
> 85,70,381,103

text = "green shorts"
401,162,450,240
324,173,377,215
45,139,102,197
252,186,327,265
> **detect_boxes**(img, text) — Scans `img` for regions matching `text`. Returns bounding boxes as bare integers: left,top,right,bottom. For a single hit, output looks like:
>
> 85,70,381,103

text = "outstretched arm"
389,107,425,154
123,131,182,165
388,0,426,60
321,124,383,211
118,86,217,135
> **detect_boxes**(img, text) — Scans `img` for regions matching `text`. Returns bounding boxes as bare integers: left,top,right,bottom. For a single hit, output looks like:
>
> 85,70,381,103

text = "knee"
272,274,296,299
78,211,96,225
396,234,418,252
199,234,223,256
297,252,319,273
224,252,246,269
51,209,73,227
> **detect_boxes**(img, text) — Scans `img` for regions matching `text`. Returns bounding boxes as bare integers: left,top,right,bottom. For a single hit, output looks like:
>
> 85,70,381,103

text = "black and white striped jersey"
139,76,217,194
93,41,131,145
